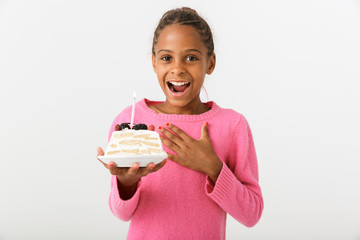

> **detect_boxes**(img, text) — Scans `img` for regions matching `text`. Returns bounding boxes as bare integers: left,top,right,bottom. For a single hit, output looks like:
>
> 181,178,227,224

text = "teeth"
169,81,189,86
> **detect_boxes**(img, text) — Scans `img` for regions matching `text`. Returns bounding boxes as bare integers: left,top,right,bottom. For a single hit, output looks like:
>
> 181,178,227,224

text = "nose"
170,59,185,75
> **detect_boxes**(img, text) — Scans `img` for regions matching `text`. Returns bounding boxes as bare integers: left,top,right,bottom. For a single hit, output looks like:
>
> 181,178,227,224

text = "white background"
1,0,360,239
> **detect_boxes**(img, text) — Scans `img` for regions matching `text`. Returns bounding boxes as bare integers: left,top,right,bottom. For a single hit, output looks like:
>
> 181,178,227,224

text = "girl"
97,7,263,239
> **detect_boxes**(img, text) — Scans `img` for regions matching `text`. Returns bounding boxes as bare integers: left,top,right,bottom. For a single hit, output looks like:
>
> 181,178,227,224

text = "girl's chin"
164,93,201,108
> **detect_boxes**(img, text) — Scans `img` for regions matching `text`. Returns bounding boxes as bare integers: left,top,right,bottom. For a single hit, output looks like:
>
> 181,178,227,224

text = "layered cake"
105,123,167,157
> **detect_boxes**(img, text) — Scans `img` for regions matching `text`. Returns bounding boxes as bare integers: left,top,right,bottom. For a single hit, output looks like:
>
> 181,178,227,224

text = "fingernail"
164,160,167,165
166,123,170,127
149,164,154,169
158,126,162,130
133,165,139,170
205,122,209,126
109,163,114,167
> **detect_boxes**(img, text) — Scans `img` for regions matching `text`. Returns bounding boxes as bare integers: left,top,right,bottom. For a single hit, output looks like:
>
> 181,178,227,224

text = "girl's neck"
150,98,210,115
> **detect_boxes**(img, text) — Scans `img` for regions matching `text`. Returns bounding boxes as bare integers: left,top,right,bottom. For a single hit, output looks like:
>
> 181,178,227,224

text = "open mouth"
167,81,191,93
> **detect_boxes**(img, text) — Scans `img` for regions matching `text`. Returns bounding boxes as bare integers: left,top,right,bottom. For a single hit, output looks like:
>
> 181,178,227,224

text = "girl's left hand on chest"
158,122,223,183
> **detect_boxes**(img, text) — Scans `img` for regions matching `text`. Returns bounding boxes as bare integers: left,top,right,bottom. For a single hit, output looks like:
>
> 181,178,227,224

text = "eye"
185,56,198,61
160,56,171,61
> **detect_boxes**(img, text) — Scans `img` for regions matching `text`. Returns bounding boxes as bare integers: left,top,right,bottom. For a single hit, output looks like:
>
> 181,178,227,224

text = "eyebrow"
157,49,203,55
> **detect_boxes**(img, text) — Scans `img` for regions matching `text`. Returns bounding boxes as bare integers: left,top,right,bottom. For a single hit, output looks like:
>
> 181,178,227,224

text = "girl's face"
152,24,215,111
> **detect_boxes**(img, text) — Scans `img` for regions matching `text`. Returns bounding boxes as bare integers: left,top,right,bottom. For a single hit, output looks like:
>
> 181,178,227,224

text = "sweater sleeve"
107,108,142,221
108,176,142,221
205,115,264,227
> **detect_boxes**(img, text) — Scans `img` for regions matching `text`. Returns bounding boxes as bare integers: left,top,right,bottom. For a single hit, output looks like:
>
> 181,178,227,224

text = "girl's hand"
96,124,167,199
159,122,223,183
96,147,166,184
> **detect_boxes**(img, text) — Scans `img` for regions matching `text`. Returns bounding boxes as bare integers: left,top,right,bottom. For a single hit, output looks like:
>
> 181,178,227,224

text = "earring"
202,85,210,102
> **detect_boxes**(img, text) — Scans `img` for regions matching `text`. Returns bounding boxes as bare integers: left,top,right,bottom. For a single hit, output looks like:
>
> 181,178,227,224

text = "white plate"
98,153,168,167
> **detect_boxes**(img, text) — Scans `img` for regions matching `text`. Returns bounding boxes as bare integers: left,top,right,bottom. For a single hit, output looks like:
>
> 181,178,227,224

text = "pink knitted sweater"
108,99,263,240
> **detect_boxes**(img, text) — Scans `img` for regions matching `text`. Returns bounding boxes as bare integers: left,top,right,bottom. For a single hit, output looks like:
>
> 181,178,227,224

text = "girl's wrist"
116,177,139,200
117,175,140,188
206,156,223,183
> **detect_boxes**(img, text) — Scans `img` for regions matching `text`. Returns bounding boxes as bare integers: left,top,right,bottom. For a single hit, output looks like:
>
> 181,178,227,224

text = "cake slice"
105,128,167,157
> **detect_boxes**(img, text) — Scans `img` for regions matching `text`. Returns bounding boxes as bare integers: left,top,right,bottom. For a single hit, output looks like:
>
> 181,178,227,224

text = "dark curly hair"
152,7,214,57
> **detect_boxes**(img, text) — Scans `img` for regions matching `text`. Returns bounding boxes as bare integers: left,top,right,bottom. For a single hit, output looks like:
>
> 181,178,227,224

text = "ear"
152,54,157,73
206,53,216,75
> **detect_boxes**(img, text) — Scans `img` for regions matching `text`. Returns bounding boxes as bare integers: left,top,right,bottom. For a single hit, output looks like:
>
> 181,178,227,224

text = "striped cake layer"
106,129,165,156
